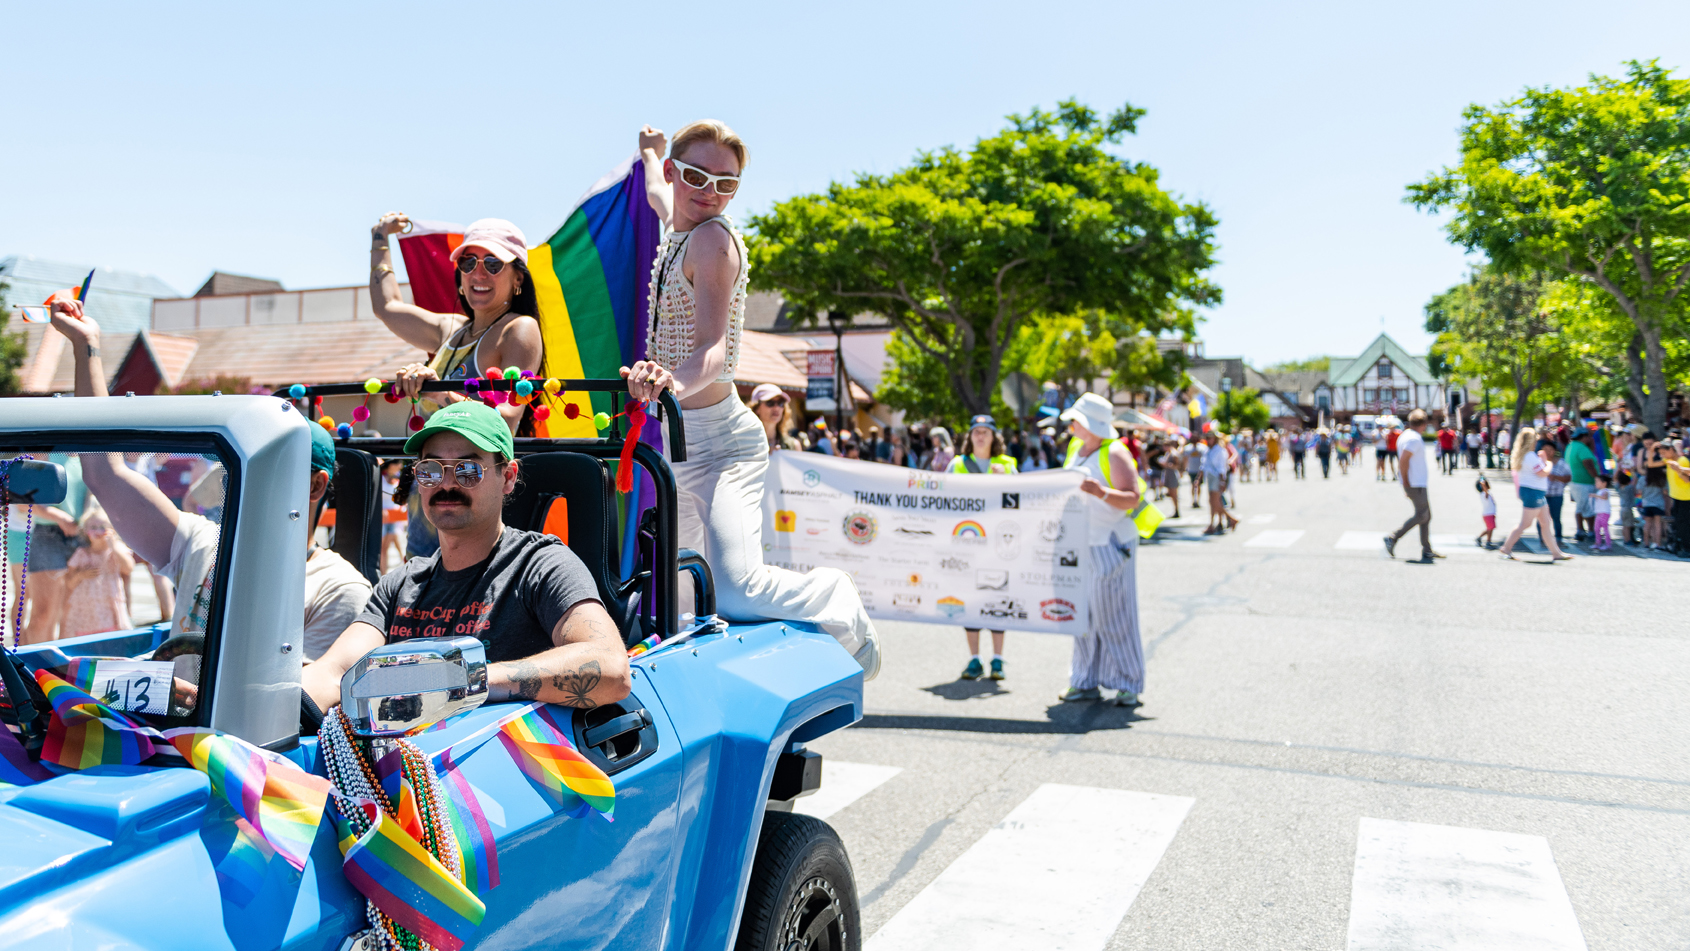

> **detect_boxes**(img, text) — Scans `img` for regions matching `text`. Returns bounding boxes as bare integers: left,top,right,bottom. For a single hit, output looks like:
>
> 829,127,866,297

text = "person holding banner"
949,415,1019,681
1057,394,1146,707
623,119,879,678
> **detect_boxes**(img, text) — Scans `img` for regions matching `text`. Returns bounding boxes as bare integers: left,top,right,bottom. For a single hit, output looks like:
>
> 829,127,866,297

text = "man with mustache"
304,401,630,710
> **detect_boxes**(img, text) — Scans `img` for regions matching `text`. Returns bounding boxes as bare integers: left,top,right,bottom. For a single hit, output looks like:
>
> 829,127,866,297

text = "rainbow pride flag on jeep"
397,155,663,438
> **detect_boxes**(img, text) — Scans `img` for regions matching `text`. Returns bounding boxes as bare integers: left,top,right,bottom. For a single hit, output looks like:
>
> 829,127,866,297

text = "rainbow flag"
337,797,487,951
0,728,53,786
437,748,500,894
496,706,615,819
201,802,277,907
34,669,157,768
396,155,663,440
164,728,331,872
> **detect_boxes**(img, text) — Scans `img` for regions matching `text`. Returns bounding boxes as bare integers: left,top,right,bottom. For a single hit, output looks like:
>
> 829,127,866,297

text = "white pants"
670,395,880,678
1069,534,1144,694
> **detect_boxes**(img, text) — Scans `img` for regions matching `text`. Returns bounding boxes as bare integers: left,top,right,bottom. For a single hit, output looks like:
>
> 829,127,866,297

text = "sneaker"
1429,551,1446,559
1114,690,1140,707
1383,535,1397,557
1058,687,1102,702
989,658,1005,681
961,658,984,681
1411,553,1436,564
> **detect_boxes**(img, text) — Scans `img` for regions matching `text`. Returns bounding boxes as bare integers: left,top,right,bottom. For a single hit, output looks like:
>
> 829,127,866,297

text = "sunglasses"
672,158,741,196
455,254,507,276
414,459,504,489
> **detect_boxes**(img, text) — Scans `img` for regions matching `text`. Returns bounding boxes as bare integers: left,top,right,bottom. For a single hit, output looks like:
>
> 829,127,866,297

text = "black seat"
502,452,641,645
330,448,383,584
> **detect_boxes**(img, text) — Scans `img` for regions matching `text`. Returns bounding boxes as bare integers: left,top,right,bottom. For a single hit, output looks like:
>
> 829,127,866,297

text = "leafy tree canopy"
1216,387,1271,433
751,100,1219,416
0,281,27,397
1263,356,1330,373
1407,60,1690,431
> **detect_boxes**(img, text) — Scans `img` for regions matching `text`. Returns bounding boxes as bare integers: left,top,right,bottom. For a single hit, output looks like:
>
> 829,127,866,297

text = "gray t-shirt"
357,528,600,663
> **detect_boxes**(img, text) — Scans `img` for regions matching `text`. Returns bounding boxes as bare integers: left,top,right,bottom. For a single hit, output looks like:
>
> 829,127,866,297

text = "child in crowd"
60,505,133,639
1591,475,1612,551
1475,477,1497,549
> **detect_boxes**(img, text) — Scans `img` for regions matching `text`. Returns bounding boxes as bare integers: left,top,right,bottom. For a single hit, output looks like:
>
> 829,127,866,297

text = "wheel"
734,810,860,951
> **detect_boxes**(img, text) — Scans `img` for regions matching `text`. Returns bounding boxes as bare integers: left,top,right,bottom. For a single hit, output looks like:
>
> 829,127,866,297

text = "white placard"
763,453,1091,634
92,660,174,715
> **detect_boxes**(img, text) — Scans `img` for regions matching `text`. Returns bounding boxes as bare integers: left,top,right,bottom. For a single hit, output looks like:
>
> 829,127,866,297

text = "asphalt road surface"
801,453,1687,951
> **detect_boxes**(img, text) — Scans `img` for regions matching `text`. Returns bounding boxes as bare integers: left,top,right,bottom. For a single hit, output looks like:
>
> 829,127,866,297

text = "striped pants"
1069,535,1144,694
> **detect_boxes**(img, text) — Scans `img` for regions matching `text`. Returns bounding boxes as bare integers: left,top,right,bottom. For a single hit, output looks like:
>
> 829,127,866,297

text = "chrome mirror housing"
339,636,488,737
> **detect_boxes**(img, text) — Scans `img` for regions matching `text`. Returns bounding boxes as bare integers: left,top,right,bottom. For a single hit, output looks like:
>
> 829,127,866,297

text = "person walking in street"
1475,476,1497,548
1383,410,1439,564
1385,426,1401,479
1564,428,1600,542
950,415,1018,682
1264,428,1281,481
1316,427,1333,478
1289,430,1306,480
1186,437,1205,510
1438,425,1459,475
1202,430,1238,535
1374,428,1389,481
1499,427,1574,562
1056,394,1145,707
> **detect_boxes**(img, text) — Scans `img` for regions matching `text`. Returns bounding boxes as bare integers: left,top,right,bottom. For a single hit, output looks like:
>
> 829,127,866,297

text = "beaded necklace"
321,706,461,951
1,457,36,650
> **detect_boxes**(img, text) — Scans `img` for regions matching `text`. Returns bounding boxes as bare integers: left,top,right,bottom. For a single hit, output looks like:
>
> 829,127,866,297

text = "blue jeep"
0,381,864,951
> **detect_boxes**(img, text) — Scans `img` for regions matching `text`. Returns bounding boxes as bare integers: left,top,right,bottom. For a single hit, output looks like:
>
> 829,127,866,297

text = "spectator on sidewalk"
1640,432,1669,550
1545,444,1571,544
1614,426,1641,545
1383,410,1438,564
1591,476,1613,551
1202,430,1238,535
1564,428,1600,542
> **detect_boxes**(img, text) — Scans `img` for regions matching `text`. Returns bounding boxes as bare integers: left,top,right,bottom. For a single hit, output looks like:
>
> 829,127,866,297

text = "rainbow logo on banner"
952,520,986,539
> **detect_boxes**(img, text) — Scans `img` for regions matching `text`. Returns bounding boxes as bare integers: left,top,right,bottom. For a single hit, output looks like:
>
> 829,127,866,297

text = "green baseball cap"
308,421,337,474
403,400,514,460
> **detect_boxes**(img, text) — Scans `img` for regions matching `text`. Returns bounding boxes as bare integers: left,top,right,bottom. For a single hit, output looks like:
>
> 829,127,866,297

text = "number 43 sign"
93,660,174,716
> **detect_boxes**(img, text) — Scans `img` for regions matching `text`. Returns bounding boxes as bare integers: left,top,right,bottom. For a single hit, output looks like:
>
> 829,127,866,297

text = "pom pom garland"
464,379,480,393
503,366,520,380
362,378,383,394
336,423,353,438
351,405,370,423
533,406,551,421
515,380,533,397
543,378,561,395
407,414,424,432
288,383,307,399
593,412,611,431
319,416,336,430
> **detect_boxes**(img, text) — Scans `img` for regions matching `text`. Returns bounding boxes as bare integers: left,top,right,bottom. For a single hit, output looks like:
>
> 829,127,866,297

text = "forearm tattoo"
504,660,544,701
552,660,602,710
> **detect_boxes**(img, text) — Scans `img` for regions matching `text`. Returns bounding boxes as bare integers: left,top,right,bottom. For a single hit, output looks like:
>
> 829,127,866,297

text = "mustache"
428,490,472,506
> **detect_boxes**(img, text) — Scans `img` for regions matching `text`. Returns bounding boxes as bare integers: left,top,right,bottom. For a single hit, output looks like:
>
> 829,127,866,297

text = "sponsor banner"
764,452,1091,634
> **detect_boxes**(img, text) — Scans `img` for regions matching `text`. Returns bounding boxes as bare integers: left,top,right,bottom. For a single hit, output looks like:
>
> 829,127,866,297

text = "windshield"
4,439,236,729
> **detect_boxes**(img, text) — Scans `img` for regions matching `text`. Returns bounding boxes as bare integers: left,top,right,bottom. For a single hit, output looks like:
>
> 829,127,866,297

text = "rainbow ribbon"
336,796,487,951
496,706,615,819
200,802,277,907
626,633,662,657
34,669,157,768
164,728,331,872
437,748,499,894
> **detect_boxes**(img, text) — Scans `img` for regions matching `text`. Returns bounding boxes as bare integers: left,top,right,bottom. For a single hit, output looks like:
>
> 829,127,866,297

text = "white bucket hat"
1060,392,1115,439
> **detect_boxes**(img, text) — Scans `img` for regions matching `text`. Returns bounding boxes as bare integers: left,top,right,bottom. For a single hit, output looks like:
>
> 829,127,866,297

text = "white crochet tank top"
645,215,749,383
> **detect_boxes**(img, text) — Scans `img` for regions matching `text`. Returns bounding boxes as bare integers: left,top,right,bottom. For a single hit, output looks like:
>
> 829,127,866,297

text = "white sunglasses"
671,158,741,196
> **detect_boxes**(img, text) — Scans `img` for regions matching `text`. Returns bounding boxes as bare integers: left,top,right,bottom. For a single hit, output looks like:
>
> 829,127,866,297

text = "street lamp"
1220,375,1233,430
827,310,848,435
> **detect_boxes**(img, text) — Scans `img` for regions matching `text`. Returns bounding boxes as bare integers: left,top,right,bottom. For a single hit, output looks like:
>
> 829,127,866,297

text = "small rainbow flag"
164,728,331,872
496,706,614,819
34,669,157,768
338,797,487,951
201,801,277,907
437,748,499,894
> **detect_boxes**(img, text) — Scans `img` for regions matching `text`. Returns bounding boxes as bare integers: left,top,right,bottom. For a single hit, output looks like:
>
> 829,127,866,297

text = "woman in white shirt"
1498,427,1574,561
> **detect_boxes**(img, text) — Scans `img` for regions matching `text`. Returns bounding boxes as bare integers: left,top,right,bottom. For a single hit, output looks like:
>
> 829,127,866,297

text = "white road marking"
1246,513,1277,524
1244,529,1304,548
1346,818,1587,951
1335,531,1492,555
1336,531,1392,551
867,784,1193,951
793,762,903,820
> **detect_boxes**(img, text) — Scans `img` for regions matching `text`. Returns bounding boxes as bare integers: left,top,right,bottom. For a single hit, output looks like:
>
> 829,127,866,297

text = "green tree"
750,100,1220,416
1000,311,1191,409
1408,60,1690,433
1216,387,1271,432
0,281,27,397
1263,356,1330,373
1423,267,1581,433
875,329,969,424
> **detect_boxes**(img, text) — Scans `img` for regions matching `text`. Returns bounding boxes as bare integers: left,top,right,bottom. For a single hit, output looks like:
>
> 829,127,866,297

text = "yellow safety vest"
1064,438,1164,539
948,454,1019,475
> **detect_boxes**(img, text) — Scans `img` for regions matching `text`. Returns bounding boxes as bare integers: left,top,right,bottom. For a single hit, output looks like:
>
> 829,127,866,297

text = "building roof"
194,272,285,297
1328,334,1436,386
1,256,180,338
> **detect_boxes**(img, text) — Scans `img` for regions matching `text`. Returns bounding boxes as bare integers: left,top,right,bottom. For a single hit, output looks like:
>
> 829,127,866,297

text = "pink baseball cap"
450,218,529,267
749,383,788,404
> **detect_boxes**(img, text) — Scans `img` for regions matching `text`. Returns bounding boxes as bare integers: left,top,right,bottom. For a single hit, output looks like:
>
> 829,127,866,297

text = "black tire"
734,810,860,951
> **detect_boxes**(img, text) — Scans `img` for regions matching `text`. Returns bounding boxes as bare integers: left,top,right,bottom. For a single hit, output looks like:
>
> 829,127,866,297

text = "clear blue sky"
6,1,1689,366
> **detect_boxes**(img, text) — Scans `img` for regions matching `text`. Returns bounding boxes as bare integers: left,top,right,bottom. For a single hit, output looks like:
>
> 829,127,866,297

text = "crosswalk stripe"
1335,531,1493,555
866,784,1193,951
793,762,903,820
1347,818,1587,951
1244,529,1304,548
1246,513,1277,524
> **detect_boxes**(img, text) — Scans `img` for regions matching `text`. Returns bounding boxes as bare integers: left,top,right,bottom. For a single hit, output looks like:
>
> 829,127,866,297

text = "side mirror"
3,460,67,506
339,636,488,737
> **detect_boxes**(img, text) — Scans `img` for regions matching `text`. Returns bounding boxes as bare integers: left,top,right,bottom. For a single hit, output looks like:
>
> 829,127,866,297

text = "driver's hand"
171,676,199,715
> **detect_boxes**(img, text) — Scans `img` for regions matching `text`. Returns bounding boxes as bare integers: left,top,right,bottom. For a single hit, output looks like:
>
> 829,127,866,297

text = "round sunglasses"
413,459,506,489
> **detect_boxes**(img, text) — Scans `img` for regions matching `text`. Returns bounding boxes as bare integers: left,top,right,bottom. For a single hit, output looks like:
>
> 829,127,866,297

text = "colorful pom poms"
384,391,400,404
407,414,423,432
563,403,581,419
543,378,561,395
337,423,353,438
503,366,521,380
288,383,307,399
533,406,551,421
487,390,507,405
352,405,370,423
363,378,382,394
521,370,537,379
464,378,480,393
318,416,336,430
515,379,533,397
593,412,611,431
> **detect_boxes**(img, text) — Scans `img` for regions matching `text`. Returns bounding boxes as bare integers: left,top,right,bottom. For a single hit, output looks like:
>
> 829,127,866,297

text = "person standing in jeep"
304,401,630,711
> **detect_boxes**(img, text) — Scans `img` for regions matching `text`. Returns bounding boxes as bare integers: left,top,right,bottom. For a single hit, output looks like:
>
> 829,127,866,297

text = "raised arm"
47,302,182,566
368,212,462,352
639,126,673,228
488,600,631,707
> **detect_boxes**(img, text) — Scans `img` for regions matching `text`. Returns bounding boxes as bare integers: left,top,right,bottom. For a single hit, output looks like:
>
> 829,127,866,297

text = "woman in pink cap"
622,119,879,677
368,214,544,435
748,383,800,452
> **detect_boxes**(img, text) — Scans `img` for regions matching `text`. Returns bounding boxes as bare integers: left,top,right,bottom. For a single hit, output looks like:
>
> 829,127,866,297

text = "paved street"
802,454,1689,950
